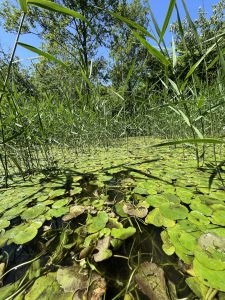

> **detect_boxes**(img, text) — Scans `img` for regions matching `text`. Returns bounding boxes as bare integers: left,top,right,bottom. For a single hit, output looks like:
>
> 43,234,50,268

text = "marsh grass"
1,0,225,182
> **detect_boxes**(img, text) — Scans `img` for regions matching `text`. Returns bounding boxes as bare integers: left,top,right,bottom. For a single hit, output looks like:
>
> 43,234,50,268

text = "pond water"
0,138,225,299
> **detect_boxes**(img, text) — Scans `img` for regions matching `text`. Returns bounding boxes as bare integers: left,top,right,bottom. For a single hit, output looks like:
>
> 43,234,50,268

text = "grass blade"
18,0,28,13
27,0,91,26
107,10,156,41
159,0,176,44
132,30,170,66
17,42,67,67
185,43,217,81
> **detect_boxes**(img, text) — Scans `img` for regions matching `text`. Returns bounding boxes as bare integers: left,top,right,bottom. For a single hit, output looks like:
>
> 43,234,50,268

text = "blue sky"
0,0,221,65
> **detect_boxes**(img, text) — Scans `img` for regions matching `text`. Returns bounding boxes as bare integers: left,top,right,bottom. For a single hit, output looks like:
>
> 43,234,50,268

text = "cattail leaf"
27,0,92,28
218,49,225,76
178,109,191,127
168,78,180,95
159,0,176,44
18,0,28,13
192,126,203,139
17,42,67,67
185,43,217,81
107,10,156,41
132,31,170,66
80,67,93,89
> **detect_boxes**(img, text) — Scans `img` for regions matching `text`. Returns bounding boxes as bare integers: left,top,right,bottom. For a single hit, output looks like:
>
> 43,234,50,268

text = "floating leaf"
13,225,38,244
211,209,225,226
62,205,85,221
48,189,65,199
0,219,10,230
146,194,169,207
188,211,210,226
145,208,175,227
25,272,73,299
190,199,212,216
134,262,169,300
46,207,69,218
52,198,70,209
70,187,82,196
123,203,148,218
193,258,225,292
21,204,46,220
159,203,188,220
115,202,128,217
186,277,209,299
161,230,175,255
93,236,112,262
111,227,136,240
87,212,108,234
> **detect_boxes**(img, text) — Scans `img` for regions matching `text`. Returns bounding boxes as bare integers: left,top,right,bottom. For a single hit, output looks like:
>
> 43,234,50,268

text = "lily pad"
87,211,108,234
211,209,225,226
48,189,65,199
188,211,210,226
0,219,10,230
159,203,188,220
186,277,209,299
46,207,69,218
190,198,212,216
111,227,136,240
123,203,148,218
193,258,225,292
62,205,85,221
52,198,70,209
93,236,112,262
21,204,46,220
146,194,169,207
161,230,175,256
145,208,175,227
13,225,38,244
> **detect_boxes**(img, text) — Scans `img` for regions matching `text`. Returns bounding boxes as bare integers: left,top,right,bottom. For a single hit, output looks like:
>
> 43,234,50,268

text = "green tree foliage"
171,0,225,82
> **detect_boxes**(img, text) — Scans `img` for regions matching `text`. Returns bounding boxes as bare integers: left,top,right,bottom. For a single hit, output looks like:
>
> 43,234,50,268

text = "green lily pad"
3,206,26,219
48,189,65,199
145,208,175,227
21,204,46,220
193,258,225,292
211,210,225,226
0,219,10,230
70,187,82,196
188,211,210,226
163,193,180,204
190,199,212,216
87,211,108,234
146,194,169,208
52,198,70,209
46,207,69,219
115,202,128,217
25,272,73,299
111,227,136,240
161,230,175,256
175,188,193,204
13,225,38,244
186,277,209,299
159,203,188,220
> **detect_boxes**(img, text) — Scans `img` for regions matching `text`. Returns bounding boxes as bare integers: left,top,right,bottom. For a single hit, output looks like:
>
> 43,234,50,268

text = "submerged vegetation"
0,0,225,299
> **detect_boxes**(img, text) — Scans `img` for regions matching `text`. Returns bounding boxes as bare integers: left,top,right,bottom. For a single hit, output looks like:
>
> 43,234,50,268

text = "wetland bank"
1,0,225,299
